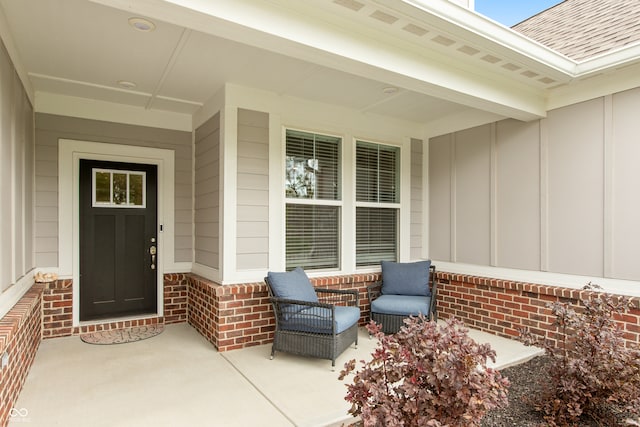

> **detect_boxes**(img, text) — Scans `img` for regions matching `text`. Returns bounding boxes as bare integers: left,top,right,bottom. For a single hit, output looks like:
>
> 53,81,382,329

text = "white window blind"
285,130,340,200
286,204,340,270
285,129,341,270
356,142,399,203
355,141,400,266
356,207,397,266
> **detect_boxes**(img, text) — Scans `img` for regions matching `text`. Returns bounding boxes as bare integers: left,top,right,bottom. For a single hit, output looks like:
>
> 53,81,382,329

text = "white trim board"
434,261,640,298
58,139,176,326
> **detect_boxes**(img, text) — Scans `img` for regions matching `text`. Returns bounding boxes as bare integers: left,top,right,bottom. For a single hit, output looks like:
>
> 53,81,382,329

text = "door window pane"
113,173,127,205
92,169,146,208
95,172,111,203
129,174,143,206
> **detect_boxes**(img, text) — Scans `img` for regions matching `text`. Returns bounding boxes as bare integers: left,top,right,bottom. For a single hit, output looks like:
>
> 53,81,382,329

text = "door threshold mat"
80,324,164,345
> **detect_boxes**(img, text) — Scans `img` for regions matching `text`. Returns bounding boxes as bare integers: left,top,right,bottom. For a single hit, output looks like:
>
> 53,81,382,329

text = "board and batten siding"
410,138,424,260
34,113,193,267
194,113,220,269
0,39,34,291
236,109,269,270
429,87,640,281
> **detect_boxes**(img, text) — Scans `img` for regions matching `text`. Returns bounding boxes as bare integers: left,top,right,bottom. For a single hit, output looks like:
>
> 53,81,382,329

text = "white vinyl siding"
0,39,35,291
237,109,269,270
285,129,341,270
194,113,220,269
429,87,640,282
410,138,424,260
355,141,400,266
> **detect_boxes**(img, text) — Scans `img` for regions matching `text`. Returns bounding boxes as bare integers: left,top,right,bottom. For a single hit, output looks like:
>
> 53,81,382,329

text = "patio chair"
367,260,437,334
265,267,360,368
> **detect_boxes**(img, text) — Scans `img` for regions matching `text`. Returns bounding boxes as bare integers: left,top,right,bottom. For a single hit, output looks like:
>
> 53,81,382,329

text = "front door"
79,159,158,321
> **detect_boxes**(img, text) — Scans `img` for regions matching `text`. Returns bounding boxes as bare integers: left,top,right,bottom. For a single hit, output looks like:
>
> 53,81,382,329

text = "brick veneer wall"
188,270,640,352
42,273,189,339
0,284,44,426
436,271,640,348
163,273,189,324
187,273,379,352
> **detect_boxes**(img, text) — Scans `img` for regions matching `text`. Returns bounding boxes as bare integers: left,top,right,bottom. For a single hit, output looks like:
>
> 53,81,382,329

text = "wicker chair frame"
367,264,437,334
265,278,359,368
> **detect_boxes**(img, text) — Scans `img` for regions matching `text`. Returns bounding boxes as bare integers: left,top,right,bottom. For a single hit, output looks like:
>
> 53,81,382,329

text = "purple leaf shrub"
520,284,640,426
339,316,509,427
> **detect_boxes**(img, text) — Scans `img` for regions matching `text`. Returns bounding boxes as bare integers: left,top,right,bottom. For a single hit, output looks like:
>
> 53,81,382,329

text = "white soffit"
93,0,550,121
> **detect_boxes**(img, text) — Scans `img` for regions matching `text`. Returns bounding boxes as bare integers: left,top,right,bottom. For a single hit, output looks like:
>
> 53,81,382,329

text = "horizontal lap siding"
410,138,423,260
236,109,269,270
194,113,220,269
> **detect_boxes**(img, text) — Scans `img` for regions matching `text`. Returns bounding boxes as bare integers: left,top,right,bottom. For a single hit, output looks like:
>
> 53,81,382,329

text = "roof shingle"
512,0,640,61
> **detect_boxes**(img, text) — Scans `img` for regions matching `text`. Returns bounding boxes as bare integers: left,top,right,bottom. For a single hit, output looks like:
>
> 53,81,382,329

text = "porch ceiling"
0,0,592,130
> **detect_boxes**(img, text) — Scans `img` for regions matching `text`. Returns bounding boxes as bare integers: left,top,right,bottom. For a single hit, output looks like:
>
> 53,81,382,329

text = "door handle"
150,245,157,270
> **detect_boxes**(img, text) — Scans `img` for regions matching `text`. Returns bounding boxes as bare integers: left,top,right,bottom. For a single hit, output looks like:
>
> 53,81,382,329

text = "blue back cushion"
381,260,431,296
267,267,319,303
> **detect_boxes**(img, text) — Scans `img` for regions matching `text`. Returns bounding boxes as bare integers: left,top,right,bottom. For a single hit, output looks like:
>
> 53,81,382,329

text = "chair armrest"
269,297,333,310
367,281,382,303
315,288,359,307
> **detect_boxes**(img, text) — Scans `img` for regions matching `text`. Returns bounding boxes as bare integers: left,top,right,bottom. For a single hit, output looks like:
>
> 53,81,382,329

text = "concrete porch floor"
9,322,543,427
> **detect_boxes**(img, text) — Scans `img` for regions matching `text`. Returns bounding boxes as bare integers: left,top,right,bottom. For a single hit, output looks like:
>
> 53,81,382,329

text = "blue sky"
474,0,563,27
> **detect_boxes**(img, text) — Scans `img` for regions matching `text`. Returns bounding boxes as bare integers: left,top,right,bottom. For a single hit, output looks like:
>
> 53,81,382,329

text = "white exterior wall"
193,113,220,272
429,86,640,284
236,109,269,271
0,38,35,316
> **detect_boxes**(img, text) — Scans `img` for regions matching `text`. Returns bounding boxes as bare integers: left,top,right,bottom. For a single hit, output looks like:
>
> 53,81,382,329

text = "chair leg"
270,346,275,360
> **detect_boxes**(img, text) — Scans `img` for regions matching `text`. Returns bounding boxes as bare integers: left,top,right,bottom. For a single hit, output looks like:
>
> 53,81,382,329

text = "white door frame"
58,139,175,327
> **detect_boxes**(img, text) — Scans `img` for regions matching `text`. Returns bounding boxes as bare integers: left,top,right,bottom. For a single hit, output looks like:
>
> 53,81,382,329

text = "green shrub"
339,317,509,427
520,284,640,426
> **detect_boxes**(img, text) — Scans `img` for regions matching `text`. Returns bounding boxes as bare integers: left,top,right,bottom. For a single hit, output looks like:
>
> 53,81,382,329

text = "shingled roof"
512,0,640,61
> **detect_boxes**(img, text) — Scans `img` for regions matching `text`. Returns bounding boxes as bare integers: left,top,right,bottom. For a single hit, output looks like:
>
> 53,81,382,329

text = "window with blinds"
286,204,340,270
285,129,340,200
355,141,400,266
285,129,341,270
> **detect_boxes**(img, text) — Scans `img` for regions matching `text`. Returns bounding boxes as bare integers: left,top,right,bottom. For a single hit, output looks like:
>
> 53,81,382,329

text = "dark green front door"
79,159,157,321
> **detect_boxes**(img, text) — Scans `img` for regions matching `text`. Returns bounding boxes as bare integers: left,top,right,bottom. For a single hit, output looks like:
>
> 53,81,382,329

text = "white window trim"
58,139,175,326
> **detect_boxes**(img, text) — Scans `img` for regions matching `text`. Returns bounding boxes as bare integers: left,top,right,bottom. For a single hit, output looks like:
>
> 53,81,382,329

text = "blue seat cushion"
371,294,431,316
280,305,360,335
381,260,431,296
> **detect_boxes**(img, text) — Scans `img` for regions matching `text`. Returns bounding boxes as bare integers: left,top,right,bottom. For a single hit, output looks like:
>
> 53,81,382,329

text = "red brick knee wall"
436,271,640,348
42,279,74,338
187,273,379,352
42,273,189,339
0,284,44,426
164,273,188,324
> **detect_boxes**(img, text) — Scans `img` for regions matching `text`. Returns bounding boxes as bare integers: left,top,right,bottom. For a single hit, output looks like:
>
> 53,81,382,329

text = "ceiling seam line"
145,28,192,110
